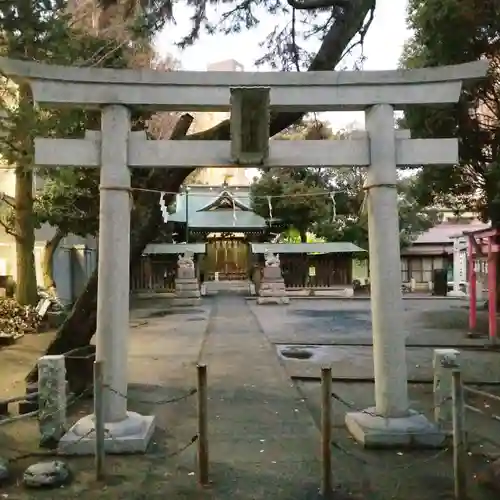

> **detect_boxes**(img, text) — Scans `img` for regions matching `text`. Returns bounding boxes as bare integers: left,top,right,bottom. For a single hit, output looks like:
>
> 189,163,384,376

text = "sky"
154,0,411,131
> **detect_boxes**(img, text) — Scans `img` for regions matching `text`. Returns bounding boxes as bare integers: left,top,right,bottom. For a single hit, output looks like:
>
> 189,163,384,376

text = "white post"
96,105,131,423
364,104,409,417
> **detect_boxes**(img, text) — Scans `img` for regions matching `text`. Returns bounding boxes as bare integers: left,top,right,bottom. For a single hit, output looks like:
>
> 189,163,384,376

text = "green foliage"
35,169,100,236
313,171,439,249
251,120,437,248
0,0,153,241
250,167,332,241
400,0,500,224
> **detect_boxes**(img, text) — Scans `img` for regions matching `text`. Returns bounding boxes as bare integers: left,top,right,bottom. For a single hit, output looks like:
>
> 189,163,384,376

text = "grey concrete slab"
278,344,500,383
250,298,486,347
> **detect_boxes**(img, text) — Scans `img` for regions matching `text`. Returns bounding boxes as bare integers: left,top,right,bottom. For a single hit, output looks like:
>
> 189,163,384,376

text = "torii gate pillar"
344,105,444,447
60,105,155,453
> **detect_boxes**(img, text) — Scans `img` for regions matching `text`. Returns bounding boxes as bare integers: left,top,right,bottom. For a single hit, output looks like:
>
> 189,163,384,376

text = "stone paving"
249,298,500,383
127,294,324,499
1,295,499,499
126,296,499,500
248,298,480,346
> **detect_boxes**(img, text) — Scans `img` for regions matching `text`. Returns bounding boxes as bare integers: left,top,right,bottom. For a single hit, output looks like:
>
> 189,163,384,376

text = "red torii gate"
465,227,500,343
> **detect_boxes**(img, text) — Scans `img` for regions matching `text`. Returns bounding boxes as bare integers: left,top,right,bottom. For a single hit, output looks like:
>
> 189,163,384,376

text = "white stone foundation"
345,409,445,448
58,411,155,455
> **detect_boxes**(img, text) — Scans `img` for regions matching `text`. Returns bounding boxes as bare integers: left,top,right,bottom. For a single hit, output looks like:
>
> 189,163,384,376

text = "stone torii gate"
0,57,487,451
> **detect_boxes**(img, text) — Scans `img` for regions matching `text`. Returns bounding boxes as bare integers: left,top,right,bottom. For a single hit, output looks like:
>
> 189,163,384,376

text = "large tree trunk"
15,166,38,306
42,229,65,291
15,85,38,306
27,0,375,380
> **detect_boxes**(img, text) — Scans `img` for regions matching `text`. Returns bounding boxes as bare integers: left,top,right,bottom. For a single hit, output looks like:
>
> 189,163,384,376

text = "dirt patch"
0,331,55,400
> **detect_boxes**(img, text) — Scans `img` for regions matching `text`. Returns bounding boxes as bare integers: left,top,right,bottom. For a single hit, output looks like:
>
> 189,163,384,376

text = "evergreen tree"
0,0,151,303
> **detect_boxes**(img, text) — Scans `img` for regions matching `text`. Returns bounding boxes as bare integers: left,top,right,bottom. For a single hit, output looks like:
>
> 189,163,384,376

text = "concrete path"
197,295,322,499
123,295,325,499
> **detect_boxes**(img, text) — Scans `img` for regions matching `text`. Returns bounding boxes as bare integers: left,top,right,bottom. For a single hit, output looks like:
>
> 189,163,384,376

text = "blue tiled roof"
168,185,268,230
251,242,366,254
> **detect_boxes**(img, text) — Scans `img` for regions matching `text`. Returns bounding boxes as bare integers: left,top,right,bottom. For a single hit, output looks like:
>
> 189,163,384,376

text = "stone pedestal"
59,412,155,455
174,261,201,307
257,264,289,305
345,409,445,448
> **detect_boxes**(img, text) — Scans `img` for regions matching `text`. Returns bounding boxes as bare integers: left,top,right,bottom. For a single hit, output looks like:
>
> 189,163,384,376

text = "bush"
0,298,40,339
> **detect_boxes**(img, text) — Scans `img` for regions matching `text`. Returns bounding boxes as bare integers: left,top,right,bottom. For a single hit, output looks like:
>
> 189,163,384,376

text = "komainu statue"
178,251,195,269
264,250,280,267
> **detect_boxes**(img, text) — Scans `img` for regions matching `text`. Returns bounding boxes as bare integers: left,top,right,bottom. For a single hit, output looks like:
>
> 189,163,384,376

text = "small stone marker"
38,355,67,447
23,460,71,488
433,348,460,430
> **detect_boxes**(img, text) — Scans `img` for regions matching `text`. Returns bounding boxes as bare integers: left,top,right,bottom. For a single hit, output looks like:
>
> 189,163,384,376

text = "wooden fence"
130,255,177,292
280,254,352,289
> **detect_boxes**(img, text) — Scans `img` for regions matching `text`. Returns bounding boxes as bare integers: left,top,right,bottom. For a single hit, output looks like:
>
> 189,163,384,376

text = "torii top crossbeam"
0,57,488,111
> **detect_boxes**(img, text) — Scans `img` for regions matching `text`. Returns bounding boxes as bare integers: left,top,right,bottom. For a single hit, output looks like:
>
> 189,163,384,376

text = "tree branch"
169,113,194,139
287,0,350,10
0,191,15,209
0,217,17,238
187,0,375,141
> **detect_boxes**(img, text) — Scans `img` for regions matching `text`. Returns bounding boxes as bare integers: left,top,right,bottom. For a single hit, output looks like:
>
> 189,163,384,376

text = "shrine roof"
143,243,206,254
250,242,366,254
168,185,268,230
413,222,490,245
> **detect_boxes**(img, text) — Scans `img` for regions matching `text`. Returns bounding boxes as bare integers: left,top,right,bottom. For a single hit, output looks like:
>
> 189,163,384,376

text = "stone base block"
257,295,290,305
345,408,445,449
58,411,155,455
259,281,286,295
175,282,200,292
262,267,283,280
261,277,285,284
175,289,201,298
448,290,466,297
259,290,287,297
177,269,196,280
173,297,202,307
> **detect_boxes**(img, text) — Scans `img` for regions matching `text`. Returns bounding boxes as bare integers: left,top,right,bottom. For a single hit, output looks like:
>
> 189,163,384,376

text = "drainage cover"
280,348,313,360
